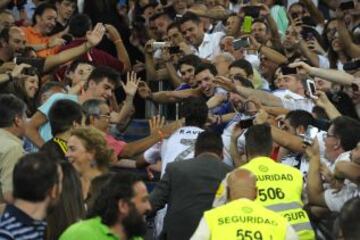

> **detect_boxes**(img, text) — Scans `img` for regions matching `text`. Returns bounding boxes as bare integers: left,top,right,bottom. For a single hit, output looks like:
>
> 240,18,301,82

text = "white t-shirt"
191,32,225,60
144,126,204,177
273,89,315,112
323,151,360,212
222,120,247,167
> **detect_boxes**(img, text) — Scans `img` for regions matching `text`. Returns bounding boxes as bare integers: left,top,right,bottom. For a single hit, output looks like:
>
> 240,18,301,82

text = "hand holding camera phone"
306,79,318,99
237,117,255,129
233,37,250,50
152,42,181,54
303,125,319,145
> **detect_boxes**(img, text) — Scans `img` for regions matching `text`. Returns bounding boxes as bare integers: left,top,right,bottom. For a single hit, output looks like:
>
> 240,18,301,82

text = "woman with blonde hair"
66,126,113,198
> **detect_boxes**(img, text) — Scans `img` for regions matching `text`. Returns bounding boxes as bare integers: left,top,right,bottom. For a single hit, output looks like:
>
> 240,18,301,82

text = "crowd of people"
0,0,359,239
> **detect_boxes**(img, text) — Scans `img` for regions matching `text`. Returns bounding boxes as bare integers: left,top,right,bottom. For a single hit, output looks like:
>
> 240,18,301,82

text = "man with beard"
0,152,63,240
0,26,27,63
60,173,151,240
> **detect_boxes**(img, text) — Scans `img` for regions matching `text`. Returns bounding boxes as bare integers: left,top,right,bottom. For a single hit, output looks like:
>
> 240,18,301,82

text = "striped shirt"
0,205,47,240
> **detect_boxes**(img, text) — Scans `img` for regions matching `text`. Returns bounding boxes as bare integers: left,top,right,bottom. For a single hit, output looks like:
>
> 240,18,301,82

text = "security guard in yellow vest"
191,169,297,240
212,124,315,240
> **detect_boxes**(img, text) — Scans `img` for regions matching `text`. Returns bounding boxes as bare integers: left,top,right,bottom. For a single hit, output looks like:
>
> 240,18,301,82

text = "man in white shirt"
306,117,360,214
180,12,224,60
138,97,209,239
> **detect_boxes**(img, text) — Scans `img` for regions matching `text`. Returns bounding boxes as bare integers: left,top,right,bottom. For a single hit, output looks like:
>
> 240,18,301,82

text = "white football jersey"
144,126,204,177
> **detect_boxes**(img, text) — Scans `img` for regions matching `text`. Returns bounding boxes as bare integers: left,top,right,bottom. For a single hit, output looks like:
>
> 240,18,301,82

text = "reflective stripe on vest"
266,202,314,237
267,202,302,212
292,222,314,232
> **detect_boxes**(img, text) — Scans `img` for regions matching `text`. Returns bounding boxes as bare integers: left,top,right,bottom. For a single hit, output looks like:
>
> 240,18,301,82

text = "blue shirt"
0,205,47,240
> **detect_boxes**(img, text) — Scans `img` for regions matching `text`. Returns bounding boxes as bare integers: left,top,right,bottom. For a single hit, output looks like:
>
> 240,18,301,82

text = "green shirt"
59,217,143,240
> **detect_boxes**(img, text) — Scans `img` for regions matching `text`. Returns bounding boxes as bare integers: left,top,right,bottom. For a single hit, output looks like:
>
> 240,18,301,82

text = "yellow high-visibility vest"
241,156,315,240
204,198,288,240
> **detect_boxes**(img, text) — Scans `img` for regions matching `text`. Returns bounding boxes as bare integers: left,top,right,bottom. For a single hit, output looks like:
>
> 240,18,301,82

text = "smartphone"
168,46,181,54
242,16,253,34
301,27,315,41
243,6,260,18
340,1,355,10
306,79,317,99
152,42,167,50
303,125,319,145
238,117,254,129
302,16,316,27
233,37,250,50
281,66,297,75
13,57,44,72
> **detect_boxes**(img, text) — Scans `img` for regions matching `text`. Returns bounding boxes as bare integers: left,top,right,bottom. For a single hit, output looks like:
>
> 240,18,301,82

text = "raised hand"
288,61,313,74
11,63,31,78
122,71,140,97
104,24,122,43
214,76,237,92
137,81,152,99
253,109,269,125
304,138,320,160
312,91,330,108
86,23,106,47
149,115,166,135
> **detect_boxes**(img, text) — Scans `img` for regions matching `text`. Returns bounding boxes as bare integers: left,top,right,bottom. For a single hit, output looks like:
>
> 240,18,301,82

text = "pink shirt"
105,134,127,157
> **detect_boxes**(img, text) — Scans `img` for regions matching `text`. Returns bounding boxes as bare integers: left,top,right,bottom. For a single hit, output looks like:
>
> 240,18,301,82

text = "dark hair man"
0,152,63,240
150,131,232,240
179,12,224,60
59,172,151,240
51,0,77,35
0,94,26,204
40,99,84,161
306,117,360,214
214,124,315,239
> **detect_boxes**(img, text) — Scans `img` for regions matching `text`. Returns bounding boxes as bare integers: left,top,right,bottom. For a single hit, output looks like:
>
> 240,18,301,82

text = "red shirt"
55,39,124,81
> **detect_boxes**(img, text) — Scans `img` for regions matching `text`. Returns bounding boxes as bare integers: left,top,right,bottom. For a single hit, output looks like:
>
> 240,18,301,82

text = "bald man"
0,26,26,62
191,169,298,240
